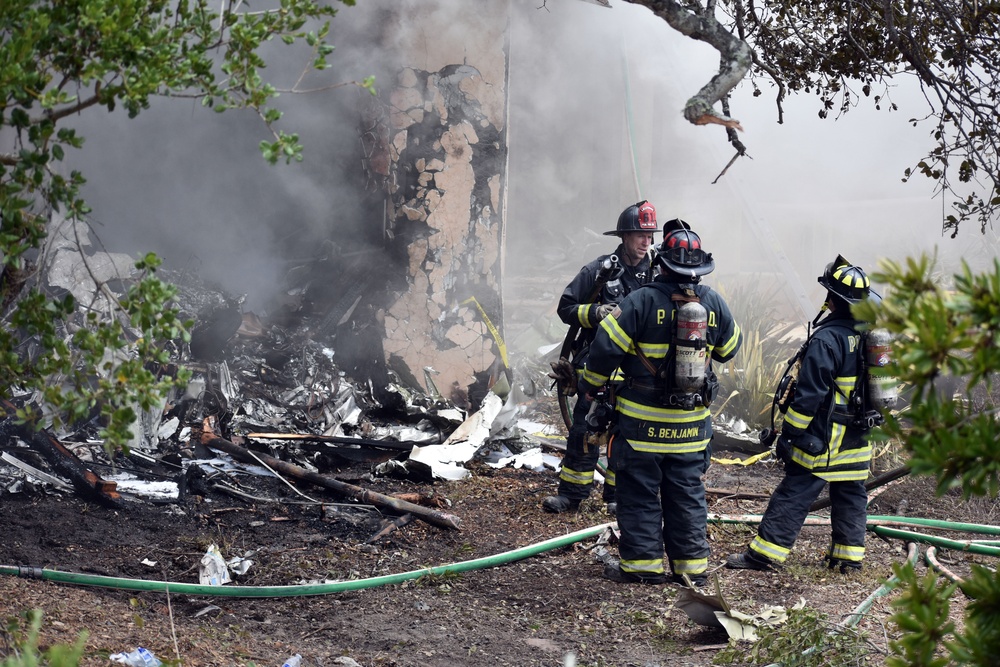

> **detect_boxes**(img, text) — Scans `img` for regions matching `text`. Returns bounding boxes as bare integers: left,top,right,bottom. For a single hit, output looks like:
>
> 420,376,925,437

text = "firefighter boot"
725,551,775,571
826,556,862,575
603,561,667,585
670,573,708,588
541,495,580,513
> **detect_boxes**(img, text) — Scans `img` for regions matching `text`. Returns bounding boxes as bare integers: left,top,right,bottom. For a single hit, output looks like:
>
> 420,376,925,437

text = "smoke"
59,0,984,323
62,6,400,311
507,0,981,319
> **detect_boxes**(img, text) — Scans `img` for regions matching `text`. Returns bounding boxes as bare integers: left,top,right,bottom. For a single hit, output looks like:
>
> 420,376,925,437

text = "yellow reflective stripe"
604,469,616,486
829,421,846,453
627,439,710,454
581,367,610,386
718,323,742,357
621,559,664,575
790,444,871,470
601,316,633,353
750,536,789,563
559,467,595,486
635,341,669,358
818,471,869,481
830,544,865,561
575,304,592,328
789,448,814,467
835,377,857,399
783,407,811,430
815,469,870,482
831,445,873,466
617,396,710,422
672,558,708,575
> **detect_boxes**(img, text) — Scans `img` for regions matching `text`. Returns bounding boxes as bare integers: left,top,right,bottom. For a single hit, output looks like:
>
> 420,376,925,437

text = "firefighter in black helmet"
542,201,660,514
727,256,877,574
579,228,742,586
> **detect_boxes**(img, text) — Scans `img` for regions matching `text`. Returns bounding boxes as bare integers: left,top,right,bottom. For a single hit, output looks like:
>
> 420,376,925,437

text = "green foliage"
860,254,1000,498
1,610,86,667
0,0,362,452
716,279,801,430
714,606,874,666
949,564,1000,664
887,556,1000,667
858,253,1000,666
886,563,957,667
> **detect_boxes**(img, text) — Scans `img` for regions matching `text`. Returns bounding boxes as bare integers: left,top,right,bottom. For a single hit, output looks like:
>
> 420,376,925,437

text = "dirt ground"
1,402,991,667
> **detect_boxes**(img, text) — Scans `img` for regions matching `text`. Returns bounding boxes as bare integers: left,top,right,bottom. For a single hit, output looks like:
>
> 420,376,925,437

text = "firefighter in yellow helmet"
727,256,878,573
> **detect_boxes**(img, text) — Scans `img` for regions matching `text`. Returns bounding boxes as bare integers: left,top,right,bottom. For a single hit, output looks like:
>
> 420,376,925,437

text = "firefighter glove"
595,303,615,322
548,358,577,396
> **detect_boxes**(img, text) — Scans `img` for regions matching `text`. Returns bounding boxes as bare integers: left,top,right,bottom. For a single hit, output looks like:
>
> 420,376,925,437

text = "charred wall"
365,3,510,408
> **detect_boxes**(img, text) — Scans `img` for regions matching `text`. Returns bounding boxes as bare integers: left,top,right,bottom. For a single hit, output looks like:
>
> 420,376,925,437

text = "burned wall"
368,3,510,408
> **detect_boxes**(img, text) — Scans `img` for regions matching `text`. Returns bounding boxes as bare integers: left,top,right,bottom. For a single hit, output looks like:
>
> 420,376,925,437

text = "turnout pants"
750,461,868,565
613,438,710,578
557,394,615,503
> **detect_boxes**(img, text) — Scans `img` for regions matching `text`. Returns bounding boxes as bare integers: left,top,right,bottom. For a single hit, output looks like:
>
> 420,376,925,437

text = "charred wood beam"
1,399,122,508
247,431,414,452
201,420,461,530
366,512,415,544
810,464,911,512
705,487,771,501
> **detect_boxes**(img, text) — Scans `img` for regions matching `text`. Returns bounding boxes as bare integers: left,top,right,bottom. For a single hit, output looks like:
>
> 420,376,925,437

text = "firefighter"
579,228,742,585
542,202,672,514
726,257,877,574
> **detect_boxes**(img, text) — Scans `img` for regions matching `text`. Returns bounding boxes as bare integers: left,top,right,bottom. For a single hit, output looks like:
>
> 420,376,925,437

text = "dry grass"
715,279,803,431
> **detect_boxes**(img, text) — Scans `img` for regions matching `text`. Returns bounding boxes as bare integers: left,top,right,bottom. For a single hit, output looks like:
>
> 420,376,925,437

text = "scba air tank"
866,328,898,410
674,301,708,393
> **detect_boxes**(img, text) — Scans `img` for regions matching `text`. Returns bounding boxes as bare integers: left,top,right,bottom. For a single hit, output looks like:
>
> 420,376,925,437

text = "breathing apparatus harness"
759,307,897,450
628,282,719,411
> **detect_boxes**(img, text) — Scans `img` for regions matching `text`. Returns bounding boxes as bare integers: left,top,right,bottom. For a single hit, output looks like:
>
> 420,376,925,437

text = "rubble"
0,240,563,534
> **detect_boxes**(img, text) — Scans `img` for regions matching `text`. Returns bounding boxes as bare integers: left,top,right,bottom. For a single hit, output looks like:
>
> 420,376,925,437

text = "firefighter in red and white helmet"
542,201,659,515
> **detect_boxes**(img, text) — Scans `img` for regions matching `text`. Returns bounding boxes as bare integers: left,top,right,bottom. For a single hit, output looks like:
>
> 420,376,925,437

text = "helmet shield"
605,200,658,236
662,218,691,238
655,229,715,277
818,255,870,304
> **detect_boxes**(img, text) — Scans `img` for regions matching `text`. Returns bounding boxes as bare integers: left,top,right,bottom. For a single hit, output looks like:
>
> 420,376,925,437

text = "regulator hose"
0,523,612,599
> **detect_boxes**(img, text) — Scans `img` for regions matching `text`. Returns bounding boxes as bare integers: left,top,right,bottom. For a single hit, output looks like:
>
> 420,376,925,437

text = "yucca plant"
715,279,805,432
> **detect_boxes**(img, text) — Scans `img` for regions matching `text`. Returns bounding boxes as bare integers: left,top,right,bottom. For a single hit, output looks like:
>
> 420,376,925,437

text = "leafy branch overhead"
626,0,1000,235
0,0,368,451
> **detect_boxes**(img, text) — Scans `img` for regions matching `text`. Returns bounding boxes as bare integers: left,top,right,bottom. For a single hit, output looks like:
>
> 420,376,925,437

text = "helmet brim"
818,276,869,304
660,257,715,277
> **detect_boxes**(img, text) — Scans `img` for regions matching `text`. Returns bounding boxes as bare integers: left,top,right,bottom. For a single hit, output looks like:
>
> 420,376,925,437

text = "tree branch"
627,1,749,130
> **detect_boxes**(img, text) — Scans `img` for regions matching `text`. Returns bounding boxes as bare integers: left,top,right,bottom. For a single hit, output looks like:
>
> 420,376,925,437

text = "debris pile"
0,236,563,525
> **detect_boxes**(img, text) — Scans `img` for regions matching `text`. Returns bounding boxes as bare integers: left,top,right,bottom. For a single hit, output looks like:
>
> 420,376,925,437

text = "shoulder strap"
645,281,702,303
630,283,698,376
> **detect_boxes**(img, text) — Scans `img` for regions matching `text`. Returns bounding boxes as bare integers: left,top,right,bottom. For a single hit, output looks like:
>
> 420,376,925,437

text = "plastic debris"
198,544,231,586
109,647,162,666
